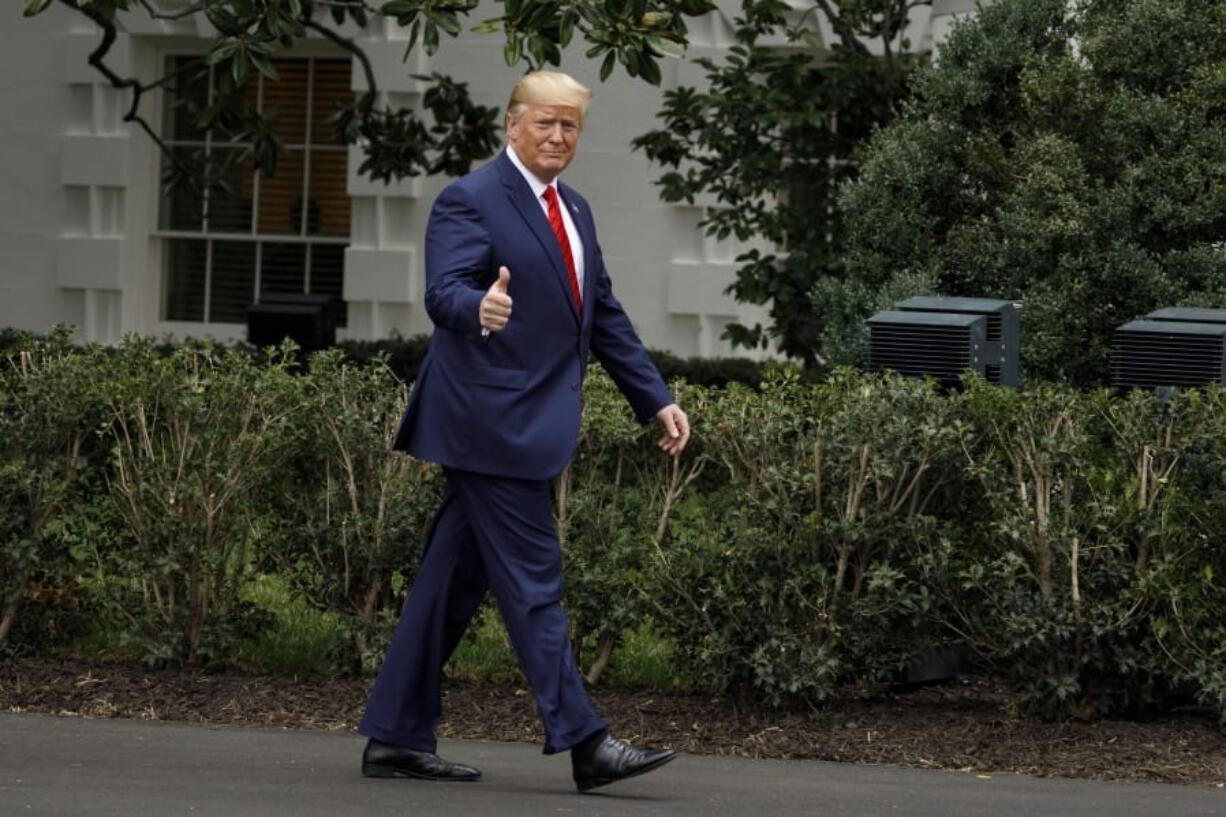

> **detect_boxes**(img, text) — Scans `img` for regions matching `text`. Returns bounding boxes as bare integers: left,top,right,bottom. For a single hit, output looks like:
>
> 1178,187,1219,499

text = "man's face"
506,104,582,182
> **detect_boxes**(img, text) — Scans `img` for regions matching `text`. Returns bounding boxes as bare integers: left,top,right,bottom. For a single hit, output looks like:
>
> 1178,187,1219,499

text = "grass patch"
446,607,685,690
603,619,686,690
447,606,524,683
57,577,685,689
229,574,345,675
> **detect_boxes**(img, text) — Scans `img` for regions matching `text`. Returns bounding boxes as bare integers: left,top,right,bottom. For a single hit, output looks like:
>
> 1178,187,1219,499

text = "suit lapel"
496,152,580,326
559,182,596,331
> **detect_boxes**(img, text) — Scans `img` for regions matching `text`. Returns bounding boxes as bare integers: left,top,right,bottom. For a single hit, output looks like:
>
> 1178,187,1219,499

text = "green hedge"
1,330,772,389
339,337,772,390
2,332,1224,720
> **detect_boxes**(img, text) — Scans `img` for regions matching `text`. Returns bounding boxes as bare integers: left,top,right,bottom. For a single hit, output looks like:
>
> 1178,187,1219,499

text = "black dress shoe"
571,731,678,792
361,738,482,781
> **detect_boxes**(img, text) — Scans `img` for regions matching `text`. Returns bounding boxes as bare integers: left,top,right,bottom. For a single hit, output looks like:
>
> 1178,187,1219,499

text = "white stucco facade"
0,1,978,356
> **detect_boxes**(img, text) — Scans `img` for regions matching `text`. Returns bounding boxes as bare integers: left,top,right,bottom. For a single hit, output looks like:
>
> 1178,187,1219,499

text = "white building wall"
0,1,981,356
0,5,101,338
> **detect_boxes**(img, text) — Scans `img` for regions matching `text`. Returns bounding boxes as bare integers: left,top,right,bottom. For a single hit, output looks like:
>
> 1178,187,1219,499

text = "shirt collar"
506,144,557,201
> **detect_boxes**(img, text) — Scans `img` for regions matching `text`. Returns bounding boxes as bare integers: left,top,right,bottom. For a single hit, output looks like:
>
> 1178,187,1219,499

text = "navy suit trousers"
358,469,606,754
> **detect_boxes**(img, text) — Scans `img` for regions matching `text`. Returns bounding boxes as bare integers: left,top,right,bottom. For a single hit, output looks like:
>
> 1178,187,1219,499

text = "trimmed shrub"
1,335,1223,721
97,338,301,664
261,350,442,672
0,329,109,650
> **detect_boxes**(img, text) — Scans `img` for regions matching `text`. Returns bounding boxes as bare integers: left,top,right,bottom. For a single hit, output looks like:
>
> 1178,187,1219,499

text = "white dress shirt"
505,145,585,294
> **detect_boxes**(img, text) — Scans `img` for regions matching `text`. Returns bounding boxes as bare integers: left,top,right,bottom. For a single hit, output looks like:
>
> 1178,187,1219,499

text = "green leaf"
436,11,462,36
528,34,546,67
600,50,616,82
504,37,522,66
604,0,629,19
232,50,250,86
639,53,661,85
23,0,52,16
471,16,505,34
559,10,576,48
406,20,421,54
624,46,641,77
251,55,280,82
381,0,418,17
646,36,685,60
206,41,239,66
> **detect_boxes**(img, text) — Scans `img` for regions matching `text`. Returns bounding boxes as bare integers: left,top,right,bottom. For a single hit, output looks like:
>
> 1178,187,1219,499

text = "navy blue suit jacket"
392,150,673,480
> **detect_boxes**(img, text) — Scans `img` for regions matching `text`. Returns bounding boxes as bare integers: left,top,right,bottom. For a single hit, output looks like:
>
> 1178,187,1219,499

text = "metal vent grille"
891,296,1019,386
868,311,986,387
1112,320,1226,389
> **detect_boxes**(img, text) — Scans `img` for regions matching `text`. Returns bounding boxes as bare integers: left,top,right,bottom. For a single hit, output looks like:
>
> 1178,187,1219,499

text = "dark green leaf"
639,52,661,85
504,36,522,66
436,11,462,36
647,35,685,60
600,50,616,81
559,10,576,48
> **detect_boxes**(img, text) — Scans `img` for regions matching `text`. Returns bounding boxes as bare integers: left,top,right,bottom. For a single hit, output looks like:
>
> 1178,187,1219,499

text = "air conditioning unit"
893,297,1020,386
1146,306,1226,326
867,296,1020,387
867,310,989,387
1112,307,1226,390
247,293,338,353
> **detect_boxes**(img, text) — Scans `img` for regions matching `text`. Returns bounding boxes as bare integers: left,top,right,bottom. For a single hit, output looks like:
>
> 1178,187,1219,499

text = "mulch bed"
2,656,1223,786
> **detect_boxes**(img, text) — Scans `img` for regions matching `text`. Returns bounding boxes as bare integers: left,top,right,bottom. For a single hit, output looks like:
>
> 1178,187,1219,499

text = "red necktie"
543,186,582,311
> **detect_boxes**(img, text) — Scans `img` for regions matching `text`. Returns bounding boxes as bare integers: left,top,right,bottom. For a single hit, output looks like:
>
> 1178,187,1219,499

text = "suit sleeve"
588,240,674,424
423,183,490,336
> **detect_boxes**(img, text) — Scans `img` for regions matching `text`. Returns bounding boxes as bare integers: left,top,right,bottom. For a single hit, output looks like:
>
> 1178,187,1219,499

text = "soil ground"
2,656,1223,786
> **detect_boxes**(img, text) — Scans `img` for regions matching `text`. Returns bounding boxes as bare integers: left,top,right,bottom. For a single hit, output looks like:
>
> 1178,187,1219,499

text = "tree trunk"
0,597,20,641
584,631,618,685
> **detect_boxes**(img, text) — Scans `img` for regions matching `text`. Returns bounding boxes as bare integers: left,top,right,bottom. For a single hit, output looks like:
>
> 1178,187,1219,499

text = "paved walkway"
1,714,1222,816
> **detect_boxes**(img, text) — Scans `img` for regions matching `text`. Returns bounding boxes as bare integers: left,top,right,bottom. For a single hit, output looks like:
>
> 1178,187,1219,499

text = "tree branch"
310,0,381,11
303,17,378,114
812,0,871,57
60,0,176,158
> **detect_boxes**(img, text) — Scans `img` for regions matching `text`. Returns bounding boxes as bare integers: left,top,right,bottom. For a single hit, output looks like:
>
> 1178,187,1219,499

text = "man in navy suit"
358,70,690,792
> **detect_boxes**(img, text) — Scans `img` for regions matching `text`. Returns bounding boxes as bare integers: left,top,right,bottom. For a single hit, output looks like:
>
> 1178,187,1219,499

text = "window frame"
151,46,353,328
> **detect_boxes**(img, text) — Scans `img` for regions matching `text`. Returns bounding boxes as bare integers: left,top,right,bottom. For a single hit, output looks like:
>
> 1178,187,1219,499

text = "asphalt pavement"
1,713,1222,817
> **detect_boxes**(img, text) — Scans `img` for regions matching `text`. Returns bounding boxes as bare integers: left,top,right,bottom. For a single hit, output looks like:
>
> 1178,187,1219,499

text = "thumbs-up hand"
480,266,512,333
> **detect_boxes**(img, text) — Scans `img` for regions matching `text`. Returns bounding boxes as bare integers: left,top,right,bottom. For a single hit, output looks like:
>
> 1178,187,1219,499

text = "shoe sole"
362,763,481,782
575,750,679,793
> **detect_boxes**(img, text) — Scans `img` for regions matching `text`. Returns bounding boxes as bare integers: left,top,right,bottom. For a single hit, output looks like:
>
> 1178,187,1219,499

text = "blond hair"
506,71,592,125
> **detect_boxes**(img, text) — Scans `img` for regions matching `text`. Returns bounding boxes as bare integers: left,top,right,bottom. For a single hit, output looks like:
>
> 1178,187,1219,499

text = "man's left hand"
654,404,690,457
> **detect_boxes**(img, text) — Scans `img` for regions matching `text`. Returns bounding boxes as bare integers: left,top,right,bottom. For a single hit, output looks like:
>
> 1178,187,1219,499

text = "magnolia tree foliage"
634,0,930,365
24,0,713,195
833,0,1226,384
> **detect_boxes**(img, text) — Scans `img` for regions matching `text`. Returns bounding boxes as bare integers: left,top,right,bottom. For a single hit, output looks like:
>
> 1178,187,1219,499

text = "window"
159,56,352,325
